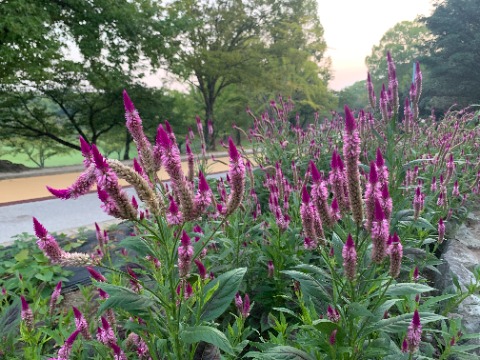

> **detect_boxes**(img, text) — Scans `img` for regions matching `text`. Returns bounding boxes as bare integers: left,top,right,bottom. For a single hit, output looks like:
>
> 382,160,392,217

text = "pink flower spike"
20,295,34,330
46,186,71,199
342,234,357,281
310,161,322,183
57,329,80,360
376,148,385,167
344,105,356,133
301,185,310,204
91,144,107,170
33,217,48,238
156,124,172,149
49,281,62,315
329,329,338,345
242,294,251,318
407,310,422,353
123,89,135,113
181,230,191,247
87,266,106,282
228,137,240,163
438,218,446,244
198,171,210,192
194,259,207,280
79,136,92,158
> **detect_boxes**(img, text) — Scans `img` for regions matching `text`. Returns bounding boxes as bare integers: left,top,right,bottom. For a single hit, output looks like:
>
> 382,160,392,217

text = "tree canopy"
422,0,480,111
167,0,333,148
366,20,431,100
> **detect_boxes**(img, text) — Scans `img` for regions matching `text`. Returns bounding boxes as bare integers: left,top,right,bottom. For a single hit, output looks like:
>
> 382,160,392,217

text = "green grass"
0,147,130,168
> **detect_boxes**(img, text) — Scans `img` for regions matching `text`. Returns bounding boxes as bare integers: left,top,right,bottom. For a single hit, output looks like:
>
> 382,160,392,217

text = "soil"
0,160,30,173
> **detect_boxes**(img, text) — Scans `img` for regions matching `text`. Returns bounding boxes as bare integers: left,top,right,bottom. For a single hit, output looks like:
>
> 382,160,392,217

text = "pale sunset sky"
316,0,433,90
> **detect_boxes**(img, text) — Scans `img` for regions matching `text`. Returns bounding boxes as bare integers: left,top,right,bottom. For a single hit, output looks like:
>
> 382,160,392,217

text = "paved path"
0,155,232,245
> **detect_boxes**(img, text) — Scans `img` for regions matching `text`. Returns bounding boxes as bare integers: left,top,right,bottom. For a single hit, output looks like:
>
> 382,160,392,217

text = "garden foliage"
2,54,480,359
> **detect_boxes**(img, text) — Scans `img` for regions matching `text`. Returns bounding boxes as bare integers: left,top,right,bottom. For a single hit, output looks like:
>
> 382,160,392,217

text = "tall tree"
168,0,332,148
422,0,480,111
366,21,431,99
0,0,184,155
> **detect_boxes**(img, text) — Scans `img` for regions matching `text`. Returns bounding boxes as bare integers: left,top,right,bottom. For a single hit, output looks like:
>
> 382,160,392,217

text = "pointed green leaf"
385,283,435,297
180,325,234,355
200,268,247,321
97,283,155,319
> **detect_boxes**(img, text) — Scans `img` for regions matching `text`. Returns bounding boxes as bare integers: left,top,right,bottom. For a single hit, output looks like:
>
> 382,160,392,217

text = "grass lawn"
0,147,129,168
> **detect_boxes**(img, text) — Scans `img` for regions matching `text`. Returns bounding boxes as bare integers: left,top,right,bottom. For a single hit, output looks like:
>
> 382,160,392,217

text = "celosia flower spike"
438,218,446,244
20,295,34,330
406,310,422,353
56,329,81,360
49,281,62,316
342,234,357,281
343,105,363,224
225,138,246,216
388,233,403,278
73,306,92,340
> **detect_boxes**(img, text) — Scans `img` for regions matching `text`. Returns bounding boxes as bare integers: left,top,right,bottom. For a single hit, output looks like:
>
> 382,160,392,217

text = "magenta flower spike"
413,186,423,220
73,306,92,340
49,281,62,316
123,90,155,176
388,232,403,278
110,343,127,360
329,152,350,214
194,259,207,280
20,295,34,330
342,234,357,281
300,185,317,242
194,171,212,213
438,218,446,244
407,310,422,353
178,231,194,278
33,217,64,263
329,329,338,345
327,305,340,323
310,161,322,184
452,180,460,197
47,163,96,200
235,292,243,311
267,260,274,278
225,137,246,216
97,316,117,346
413,267,420,282
343,105,363,224
167,195,183,225
242,294,251,318
86,266,107,282
365,161,380,231
56,329,81,360
371,199,389,263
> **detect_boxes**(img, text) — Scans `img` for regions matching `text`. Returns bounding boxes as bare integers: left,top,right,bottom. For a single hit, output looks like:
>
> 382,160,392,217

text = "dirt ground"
0,156,231,204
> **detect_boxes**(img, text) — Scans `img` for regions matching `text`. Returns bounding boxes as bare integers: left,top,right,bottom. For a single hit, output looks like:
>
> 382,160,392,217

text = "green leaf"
97,283,155,318
374,298,403,317
420,294,456,310
119,236,155,257
180,325,234,355
385,283,435,296
364,312,446,335
14,249,29,262
245,346,315,360
0,298,20,337
293,264,331,280
200,268,247,322
282,270,329,305
348,302,374,318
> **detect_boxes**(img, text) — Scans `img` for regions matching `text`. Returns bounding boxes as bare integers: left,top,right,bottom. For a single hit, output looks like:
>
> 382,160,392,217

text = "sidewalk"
0,152,232,205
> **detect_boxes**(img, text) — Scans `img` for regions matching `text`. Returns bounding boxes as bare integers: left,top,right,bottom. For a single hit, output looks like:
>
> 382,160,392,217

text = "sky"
317,0,434,90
